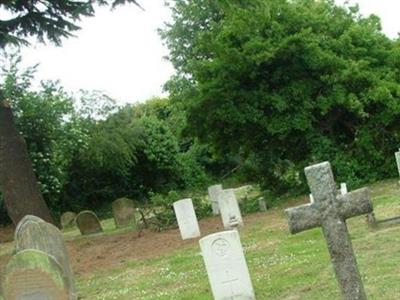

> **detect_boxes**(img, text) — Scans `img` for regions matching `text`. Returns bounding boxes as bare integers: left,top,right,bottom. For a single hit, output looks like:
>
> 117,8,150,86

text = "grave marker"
15,215,76,300
3,249,69,300
173,198,201,240
75,210,103,235
60,212,77,229
340,182,348,195
112,198,136,229
395,149,400,179
199,230,255,300
218,189,243,230
208,184,223,215
285,162,373,300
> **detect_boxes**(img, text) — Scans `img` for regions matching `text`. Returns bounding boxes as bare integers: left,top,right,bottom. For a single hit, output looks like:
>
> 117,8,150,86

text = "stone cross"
75,210,103,235
3,249,69,300
285,162,373,300
208,184,223,215
112,198,137,229
15,215,76,300
217,189,243,230
173,198,201,240
199,230,255,300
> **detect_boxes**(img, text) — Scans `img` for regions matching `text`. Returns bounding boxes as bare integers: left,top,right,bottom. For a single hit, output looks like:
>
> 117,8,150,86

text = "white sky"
10,0,400,104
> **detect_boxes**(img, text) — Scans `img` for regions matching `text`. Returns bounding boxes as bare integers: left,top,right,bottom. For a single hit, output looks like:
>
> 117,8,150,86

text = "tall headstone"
208,184,223,215
395,149,400,180
199,230,255,300
112,198,137,229
75,210,103,235
3,249,69,300
340,182,348,195
15,215,76,300
285,162,372,300
218,189,243,230
173,198,201,240
60,212,77,230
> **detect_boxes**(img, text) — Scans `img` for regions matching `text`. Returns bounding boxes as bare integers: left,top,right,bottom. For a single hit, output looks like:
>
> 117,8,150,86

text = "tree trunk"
0,99,54,225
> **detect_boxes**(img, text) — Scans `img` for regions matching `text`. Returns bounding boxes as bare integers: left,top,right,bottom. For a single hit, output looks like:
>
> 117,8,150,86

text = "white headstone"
309,193,314,203
208,184,223,215
173,198,201,240
340,183,348,195
395,150,400,178
199,230,255,300
218,189,243,230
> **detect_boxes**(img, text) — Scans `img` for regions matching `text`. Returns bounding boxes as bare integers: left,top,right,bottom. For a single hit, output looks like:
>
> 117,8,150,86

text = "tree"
161,0,400,192
0,0,143,225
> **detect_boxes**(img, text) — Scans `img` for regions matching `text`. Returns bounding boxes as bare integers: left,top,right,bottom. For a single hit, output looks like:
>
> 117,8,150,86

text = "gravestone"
208,184,223,215
199,230,255,300
3,249,69,300
15,215,76,300
75,210,103,235
112,198,137,229
396,149,400,180
60,212,77,229
285,162,373,300
258,197,268,212
173,198,201,240
309,193,314,203
340,182,348,195
218,189,243,230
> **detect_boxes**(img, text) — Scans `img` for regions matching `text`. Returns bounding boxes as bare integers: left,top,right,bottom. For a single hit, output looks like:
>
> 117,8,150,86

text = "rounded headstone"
60,212,77,229
15,215,76,299
3,249,69,300
112,198,136,229
75,211,103,235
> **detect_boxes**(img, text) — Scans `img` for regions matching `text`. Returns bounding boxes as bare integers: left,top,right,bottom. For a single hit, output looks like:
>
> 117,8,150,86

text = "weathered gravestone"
3,249,69,300
173,198,201,240
340,182,348,195
199,230,255,300
208,184,223,215
15,215,76,300
112,198,137,229
75,210,103,235
285,162,373,300
60,212,77,230
258,197,268,212
218,189,243,230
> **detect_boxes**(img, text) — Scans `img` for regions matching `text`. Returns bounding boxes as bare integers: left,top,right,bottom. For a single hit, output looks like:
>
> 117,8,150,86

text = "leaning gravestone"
218,189,243,230
173,198,201,240
199,230,255,300
112,198,137,229
75,210,103,235
3,249,69,300
285,162,373,300
60,212,77,229
15,215,76,300
208,184,223,215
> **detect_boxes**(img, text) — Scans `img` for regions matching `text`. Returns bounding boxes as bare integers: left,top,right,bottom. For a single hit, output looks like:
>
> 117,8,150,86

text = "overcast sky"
11,0,400,104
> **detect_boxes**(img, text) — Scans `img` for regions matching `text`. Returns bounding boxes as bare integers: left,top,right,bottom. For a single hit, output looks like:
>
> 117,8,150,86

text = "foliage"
161,0,400,192
0,0,143,48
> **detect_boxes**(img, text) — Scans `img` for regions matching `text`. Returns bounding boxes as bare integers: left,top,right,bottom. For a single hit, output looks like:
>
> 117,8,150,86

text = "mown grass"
75,179,400,299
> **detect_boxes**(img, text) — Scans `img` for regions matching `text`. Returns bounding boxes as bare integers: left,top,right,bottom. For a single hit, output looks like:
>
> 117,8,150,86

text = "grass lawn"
0,179,399,299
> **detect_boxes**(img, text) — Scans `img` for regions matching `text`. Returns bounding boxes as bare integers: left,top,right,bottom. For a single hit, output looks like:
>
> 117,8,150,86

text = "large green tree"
0,0,142,225
162,0,400,191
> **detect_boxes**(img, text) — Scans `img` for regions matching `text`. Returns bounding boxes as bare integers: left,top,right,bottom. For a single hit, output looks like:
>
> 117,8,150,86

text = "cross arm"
285,204,322,234
337,187,373,219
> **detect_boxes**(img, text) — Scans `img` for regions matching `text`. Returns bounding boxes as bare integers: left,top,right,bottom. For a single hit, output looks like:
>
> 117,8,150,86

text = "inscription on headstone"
208,184,223,215
199,231,255,300
217,189,243,230
173,198,201,240
285,162,372,300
